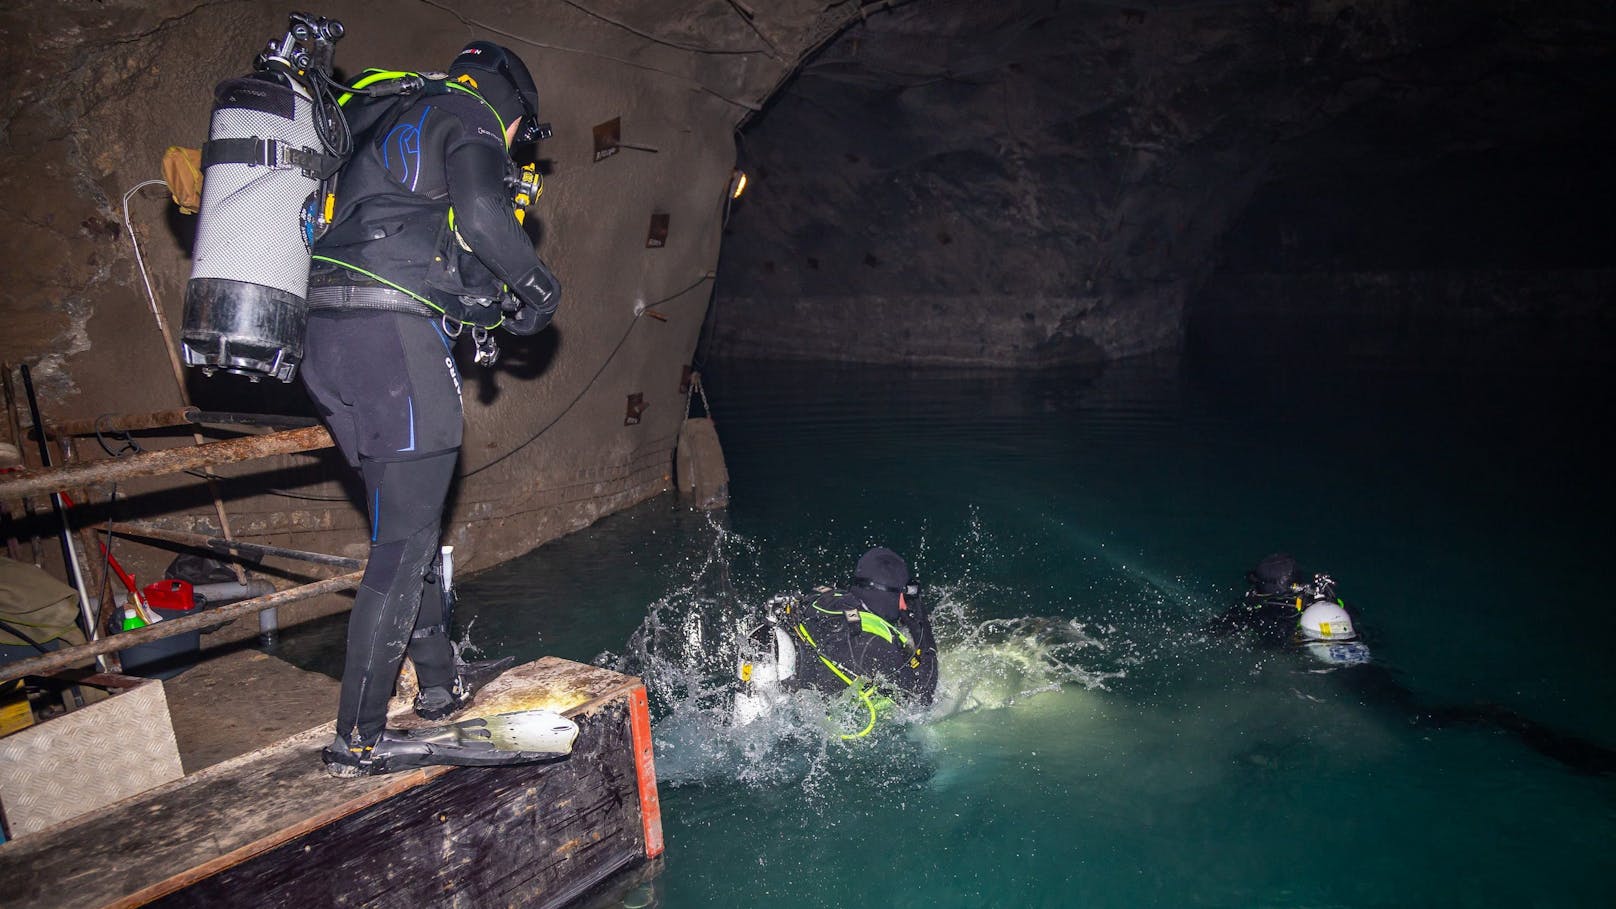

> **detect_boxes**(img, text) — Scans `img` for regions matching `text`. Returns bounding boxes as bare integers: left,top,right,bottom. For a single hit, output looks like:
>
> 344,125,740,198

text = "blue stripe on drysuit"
433,322,454,353
398,396,416,453
370,487,380,542
381,106,432,191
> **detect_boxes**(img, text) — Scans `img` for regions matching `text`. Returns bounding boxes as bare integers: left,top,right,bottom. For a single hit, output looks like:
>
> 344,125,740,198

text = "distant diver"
1215,553,1616,776
733,547,939,738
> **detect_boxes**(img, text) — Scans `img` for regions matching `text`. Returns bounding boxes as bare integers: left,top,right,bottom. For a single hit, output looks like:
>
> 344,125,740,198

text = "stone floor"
162,648,339,774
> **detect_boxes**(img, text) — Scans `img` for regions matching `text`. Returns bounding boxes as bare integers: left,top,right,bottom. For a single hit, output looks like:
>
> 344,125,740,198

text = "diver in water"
735,547,939,738
1217,553,1615,776
300,41,566,776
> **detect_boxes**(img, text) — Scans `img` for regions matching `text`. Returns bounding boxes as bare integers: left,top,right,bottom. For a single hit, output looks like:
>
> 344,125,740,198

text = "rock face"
710,0,1616,366
0,0,867,611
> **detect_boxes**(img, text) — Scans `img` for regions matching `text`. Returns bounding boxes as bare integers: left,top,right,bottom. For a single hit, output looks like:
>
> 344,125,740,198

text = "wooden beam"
0,425,334,502
0,570,363,683
0,659,655,909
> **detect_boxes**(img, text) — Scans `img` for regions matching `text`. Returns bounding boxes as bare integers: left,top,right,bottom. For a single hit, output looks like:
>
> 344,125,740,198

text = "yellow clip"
739,663,753,682
455,73,478,89
1295,596,1304,611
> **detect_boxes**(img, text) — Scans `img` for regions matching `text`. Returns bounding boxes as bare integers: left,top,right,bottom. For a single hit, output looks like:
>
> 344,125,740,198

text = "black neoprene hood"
447,41,539,139
855,547,910,590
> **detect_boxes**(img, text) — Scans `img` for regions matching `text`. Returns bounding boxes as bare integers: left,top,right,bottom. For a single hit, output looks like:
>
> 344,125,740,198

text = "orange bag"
161,145,203,214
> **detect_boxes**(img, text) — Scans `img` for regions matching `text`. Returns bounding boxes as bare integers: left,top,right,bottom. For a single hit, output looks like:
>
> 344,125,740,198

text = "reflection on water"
282,349,1616,907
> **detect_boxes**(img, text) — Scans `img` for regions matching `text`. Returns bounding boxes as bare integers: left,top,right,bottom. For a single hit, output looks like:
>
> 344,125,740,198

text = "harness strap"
201,137,344,180
307,284,437,317
410,623,447,641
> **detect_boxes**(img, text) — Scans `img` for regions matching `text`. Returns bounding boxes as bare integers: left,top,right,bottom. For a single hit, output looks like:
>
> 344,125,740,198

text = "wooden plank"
0,658,651,909
148,701,643,909
628,686,664,859
0,425,333,503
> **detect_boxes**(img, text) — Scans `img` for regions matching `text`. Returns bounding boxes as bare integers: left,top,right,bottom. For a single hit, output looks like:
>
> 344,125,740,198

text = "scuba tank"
181,13,349,383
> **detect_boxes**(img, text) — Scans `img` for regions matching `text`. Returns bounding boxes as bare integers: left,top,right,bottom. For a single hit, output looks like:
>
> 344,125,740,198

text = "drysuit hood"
853,546,910,621
856,546,910,591
447,41,540,142
1247,552,1297,595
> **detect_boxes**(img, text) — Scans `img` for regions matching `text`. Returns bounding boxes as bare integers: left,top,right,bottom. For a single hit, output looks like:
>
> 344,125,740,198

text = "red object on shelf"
142,579,197,611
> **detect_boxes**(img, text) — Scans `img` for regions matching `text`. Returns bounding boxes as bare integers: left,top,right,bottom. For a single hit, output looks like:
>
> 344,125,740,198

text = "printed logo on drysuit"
444,354,462,399
432,323,462,399
381,106,432,192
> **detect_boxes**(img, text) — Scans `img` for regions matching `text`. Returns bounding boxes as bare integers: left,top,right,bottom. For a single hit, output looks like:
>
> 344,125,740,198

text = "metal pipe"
0,569,365,683
99,521,364,569
58,438,117,653
0,425,334,502
19,366,99,653
40,408,199,438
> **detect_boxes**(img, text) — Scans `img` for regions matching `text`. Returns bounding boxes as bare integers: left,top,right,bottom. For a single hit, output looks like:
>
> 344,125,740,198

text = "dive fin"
366,710,579,773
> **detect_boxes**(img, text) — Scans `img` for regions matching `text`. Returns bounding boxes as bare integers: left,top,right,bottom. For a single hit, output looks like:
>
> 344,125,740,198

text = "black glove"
502,264,561,336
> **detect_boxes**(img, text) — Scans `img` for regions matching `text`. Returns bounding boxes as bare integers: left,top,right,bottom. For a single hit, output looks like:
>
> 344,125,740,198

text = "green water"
286,345,1616,906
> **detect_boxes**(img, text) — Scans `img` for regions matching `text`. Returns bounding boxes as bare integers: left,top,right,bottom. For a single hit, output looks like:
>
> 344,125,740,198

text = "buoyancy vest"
785,590,929,688
310,70,516,328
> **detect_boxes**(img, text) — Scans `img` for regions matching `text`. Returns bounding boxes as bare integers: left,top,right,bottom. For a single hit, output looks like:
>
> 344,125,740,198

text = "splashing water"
595,513,1149,792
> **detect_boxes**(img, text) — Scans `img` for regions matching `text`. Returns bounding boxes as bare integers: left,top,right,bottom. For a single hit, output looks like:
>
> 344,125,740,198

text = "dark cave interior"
710,0,1616,366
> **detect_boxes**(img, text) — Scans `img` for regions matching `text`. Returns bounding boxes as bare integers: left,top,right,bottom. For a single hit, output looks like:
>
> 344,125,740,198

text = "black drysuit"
301,82,559,748
1214,566,1615,776
791,586,939,706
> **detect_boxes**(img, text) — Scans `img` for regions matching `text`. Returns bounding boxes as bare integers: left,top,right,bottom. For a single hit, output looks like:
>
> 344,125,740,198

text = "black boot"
413,656,516,721
322,731,383,778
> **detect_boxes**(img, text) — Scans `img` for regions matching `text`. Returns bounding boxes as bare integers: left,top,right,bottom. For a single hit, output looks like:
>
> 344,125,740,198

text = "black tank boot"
413,656,516,721
322,731,383,778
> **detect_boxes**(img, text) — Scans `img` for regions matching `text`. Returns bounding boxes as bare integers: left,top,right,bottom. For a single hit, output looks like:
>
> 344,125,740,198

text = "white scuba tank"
1298,599,1371,666
731,622,797,727
182,71,323,383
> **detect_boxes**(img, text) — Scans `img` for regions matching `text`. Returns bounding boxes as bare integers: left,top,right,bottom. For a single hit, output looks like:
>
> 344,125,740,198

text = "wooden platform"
0,657,663,908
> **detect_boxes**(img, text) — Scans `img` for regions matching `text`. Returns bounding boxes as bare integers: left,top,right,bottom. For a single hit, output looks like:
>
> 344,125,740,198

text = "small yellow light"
730,170,748,200
740,663,753,682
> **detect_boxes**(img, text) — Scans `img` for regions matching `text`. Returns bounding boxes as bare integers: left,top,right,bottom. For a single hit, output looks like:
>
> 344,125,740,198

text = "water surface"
286,342,1616,907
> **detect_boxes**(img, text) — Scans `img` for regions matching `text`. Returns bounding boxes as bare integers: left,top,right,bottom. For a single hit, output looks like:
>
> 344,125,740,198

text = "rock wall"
708,0,1616,366
0,0,870,624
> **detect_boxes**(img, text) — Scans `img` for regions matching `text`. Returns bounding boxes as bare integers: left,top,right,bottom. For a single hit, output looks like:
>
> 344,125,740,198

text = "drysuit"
787,547,940,716
300,46,560,759
1217,554,1615,776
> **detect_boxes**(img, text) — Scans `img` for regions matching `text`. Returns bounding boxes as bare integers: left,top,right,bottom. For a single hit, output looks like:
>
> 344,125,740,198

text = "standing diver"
1216,553,1615,776
300,42,568,776
735,547,939,738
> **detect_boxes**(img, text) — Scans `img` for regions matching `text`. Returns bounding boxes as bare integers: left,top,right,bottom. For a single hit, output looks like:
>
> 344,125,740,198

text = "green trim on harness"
339,70,508,147
322,68,514,325
808,594,913,650
791,611,901,740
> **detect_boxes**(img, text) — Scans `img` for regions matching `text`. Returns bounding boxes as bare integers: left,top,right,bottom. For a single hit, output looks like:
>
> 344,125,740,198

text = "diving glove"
502,264,561,335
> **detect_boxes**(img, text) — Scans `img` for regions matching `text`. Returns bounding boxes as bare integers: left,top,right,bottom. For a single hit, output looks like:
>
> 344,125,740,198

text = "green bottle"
121,607,146,631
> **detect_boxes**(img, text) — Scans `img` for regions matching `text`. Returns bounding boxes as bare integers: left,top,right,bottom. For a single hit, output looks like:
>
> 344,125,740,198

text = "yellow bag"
162,145,204,214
